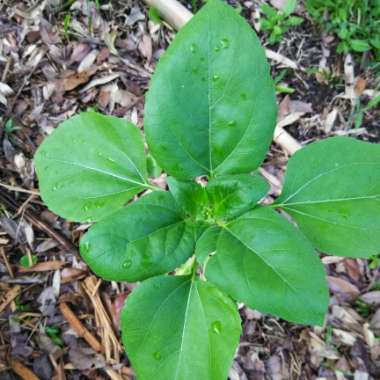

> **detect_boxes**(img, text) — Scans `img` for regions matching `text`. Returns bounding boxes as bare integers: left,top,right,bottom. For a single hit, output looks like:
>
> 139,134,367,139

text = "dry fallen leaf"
360,291,380,306
328,276,360,301
58,69,96,92
354,77,367,96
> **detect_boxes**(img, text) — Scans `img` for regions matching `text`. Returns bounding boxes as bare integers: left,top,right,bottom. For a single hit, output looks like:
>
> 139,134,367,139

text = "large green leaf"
205,207,329,325
207,174,269,220
35,112,149,222
275,137,380,257
121,275,241,380
80,192,196,282
145,0,277,179
195,225,221,265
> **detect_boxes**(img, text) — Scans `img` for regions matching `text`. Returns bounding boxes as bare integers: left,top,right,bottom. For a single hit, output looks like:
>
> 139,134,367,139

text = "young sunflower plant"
35,1,380,379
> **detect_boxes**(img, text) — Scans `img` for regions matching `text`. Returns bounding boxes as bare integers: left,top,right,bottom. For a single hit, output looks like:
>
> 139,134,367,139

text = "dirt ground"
0,0,380,379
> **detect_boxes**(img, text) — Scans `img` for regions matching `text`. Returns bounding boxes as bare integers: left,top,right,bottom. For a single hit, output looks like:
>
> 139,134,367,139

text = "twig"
0,285,21,313
59,302,103,353
0,192,79,256
82,276,122,363
9,359,41,380
0,246,14,278
142,0,302,155
144,0,191,30
18,260,65,273
0,182,40,195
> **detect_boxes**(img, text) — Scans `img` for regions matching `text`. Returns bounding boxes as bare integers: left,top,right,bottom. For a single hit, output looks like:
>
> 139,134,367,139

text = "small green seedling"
260,1,303,44
34,1,380,379
307,0,380,59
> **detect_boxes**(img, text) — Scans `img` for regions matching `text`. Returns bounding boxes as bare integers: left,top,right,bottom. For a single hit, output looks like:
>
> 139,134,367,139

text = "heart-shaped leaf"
35,112,149,222
205,207,329,325
121,275,241,380
145,0,277,179
276,136,380,257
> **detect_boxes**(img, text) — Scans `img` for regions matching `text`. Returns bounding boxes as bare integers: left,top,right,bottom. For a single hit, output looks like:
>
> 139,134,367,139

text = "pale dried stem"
82,276,122,363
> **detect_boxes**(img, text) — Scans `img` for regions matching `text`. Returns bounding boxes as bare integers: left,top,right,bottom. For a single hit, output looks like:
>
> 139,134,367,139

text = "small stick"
0,192,78,256
144,0,191,30
0,285,21,313
0,182,40,195
0,246,14,278
9,359,41,380
59,302,103,353
18,260,65,273
142,0,302,155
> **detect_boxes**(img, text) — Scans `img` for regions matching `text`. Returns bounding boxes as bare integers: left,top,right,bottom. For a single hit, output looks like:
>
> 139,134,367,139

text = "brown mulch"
0,1,379,379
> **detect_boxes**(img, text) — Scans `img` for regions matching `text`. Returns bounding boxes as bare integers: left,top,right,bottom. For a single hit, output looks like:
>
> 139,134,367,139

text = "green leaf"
195,225,221,265
205,207,328,325
350,39,371,52
148,6,162,24
287,16,304,26
35,112,149,222
121,275,241,380
207,174,269,220
261,3,277,18
19,255,38,268
80,192,196,282
145,0,277,179
167,177,208,218
146,153,162,178
276,137,380,257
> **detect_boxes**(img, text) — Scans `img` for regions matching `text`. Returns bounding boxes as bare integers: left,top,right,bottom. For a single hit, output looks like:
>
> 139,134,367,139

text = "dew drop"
180,84,185,89
221,37,229,49
107,157,116,163
153,351,162,361
52,184,58,191
227,120,236,127
214,46,220,52
240,93,248,100
212,75,220,81
190,43,197,53
83,205,90,211
123,259,132,269
211,320,222,334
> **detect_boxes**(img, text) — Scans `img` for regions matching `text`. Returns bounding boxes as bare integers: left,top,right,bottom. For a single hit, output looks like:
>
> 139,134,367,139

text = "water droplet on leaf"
190,43,197,53
227,120,236,127
212,75,220,81
221,37,229,49
211,320,222,334
153,351,162,360
123,259,132,269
